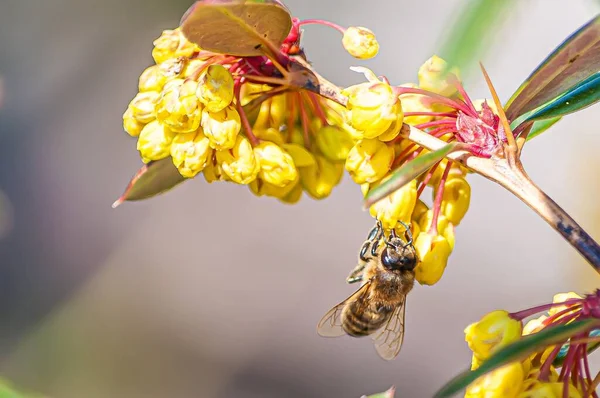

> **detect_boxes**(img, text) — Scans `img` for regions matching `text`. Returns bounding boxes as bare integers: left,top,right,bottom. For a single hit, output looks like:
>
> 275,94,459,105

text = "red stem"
234,82,259,146
308,92,329,125
510,300,584,321
298,19,346,34
452,75,478,115
297,93,312,149
417,161,441,197
429,162,452,235
396,86,477,117
415,119,457,130
539,344,563,381
404,111,458,118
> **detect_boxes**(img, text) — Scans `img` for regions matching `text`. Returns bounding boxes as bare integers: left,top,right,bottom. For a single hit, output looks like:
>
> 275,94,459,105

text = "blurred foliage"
0,378,44,398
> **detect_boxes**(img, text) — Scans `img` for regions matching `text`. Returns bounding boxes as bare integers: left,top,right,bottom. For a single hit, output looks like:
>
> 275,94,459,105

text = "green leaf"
512,72,600,129
363,142,458,209
112,158,186,208
434,319,600,398
438,0,515,79
505,15,600,122
180,0,292,57
519,117,562,141
362,386,395,398
0,378,44,398
553,328,600,367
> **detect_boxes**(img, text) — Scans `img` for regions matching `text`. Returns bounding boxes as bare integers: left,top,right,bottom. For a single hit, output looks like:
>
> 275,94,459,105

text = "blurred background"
1,1,600,397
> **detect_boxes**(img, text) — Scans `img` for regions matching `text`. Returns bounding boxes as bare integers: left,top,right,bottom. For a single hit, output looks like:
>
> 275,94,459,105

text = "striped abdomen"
341,301,394,337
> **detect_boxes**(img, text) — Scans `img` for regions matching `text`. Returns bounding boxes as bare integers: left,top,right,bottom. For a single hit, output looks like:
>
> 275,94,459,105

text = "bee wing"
316,281,372,337
372,297,407,360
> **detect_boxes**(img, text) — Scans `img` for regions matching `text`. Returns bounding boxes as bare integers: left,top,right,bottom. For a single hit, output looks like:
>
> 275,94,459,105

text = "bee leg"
346,263,366,284
366,222,383,242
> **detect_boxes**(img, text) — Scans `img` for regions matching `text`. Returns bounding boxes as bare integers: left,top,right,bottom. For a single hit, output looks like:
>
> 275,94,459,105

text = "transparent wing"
316,281,372,337
372,298,407,360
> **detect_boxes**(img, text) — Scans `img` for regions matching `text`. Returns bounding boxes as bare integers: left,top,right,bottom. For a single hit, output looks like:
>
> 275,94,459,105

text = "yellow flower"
201,105,241,150
399,83,435,125
548,292,582,317
377,109,404,142
136,120,176,162
522,315,548,336
279,181,303,204
128,91,160,124
203,155,228,183
368,179,417,230
342,26,379,60
255,127,286,146
267,94,288,129
138,65,168,93
418,210,455,250
413,231,452,285
418,55,459,98
152,28,198,64
182,59,207,79
249,175,299,199
345,138,394,184
254,142,298,188
170,131,212,178
299,155,344,199
519,382,582,398
123,107,145,137
464,310,522,364
197,65,235,113
412,199,430,222
282,143,316,167
155,79,203,133
439,176,471,225
465,362,524,398
215,136,260,184
315,126,355,161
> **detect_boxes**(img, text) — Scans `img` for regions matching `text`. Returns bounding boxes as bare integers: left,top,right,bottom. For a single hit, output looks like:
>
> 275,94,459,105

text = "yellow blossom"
197,65,235,112
377,108,404,142
519,382,582,398
300,155,344,199
548,292,582,317
282,143,316,168
412,199,430,221
155,79,203,133
254,142,298,188
414,231,452,285
418,55,460,97
249,175,299,199
464,310,522,364
439,176,471,225
368,179,417,230
399,83,435,125
254,127,286,146
128,91,160,124
138,65,168,93
170,131,212,178
523,315,548,336
201,105,241,150
345,138,394,184
152,28,198,64
136,120,176,162
279,181,303,204
123,108,145,137
202,155,228,183
418,210,455,250
342,26,379,60
465,362,524,398
182,59,207,79
315,125,355,161
216,136,260,184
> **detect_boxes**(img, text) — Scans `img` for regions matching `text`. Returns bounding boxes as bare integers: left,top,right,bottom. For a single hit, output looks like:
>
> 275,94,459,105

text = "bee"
317,221,418,360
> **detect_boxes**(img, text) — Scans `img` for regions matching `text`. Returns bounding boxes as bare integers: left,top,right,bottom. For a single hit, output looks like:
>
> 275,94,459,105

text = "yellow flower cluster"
464,294,591,398
344,58,471,286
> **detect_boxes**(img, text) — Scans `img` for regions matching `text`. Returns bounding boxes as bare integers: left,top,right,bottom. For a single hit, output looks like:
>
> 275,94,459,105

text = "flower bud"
128,91,160,124
182,59,206,79
279,181,303,204
523,315,548,336
216,136,260,184
377,108,404,142
418,210,455,250
282,143,316,167
268,94,288,129
249,175,299,199
464,310,522,363
123,107,145,137
344,81,402,139
315,126,355,161
368,179,417,230
197,65,235,113
254,142,298,188
136,120,176,162
549,292,582,317
155,79,203,133
412,199,429,221
152,28,198,64
346,139,394,184
438,176,471,225
342,27,379,60
203,155,228,183
201,105,241,150
255,127,286,146
414,231,452,285
418,55,459,98
465,362,524,398
170,131,212,178
300,155,344,199
138,65,168,93
399,83,435,126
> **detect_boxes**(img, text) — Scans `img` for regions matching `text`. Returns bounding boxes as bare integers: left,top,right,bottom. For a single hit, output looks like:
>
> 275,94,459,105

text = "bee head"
381,237,417,272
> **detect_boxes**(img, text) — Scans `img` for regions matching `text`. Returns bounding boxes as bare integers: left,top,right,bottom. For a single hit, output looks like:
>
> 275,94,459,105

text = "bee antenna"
397,220,413,246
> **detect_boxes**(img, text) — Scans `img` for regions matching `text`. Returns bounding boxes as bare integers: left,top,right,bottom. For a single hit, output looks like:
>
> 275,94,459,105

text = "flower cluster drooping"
122,17,381,204
464,292,600,398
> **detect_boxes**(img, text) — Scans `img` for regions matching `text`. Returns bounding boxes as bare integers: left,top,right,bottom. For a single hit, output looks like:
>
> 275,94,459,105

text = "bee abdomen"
342,304,392,337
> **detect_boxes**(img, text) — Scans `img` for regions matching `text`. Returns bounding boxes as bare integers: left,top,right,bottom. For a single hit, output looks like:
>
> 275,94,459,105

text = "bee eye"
381,248,398,270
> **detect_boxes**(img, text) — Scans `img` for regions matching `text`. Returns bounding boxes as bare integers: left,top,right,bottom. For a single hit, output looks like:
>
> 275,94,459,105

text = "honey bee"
317,221,418,360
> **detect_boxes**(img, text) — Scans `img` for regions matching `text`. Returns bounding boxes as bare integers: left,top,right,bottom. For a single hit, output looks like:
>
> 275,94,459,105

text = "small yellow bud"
136,120,176,162
255,127,285,146
412,199,429,221
549,292,582,317
315,126,355,161
279,181,303,204
414,231,452,285
128,91,160,124
216,136,260,184
342,27,379,60
268,94,288,129
197,65,235,113
418,210,455,250
182,59,206,79
465,362,524,398
300,155,344,199
202,155,228,183
123,107,146,137
344,80,402,139
464,310,522,363
201,105,241,150
418,55,459,97
399,83,435,125
345,139,394,184
249,175,299,199
138,65,168,93
377,108,404,142
439,176,471,225
239,83,270,106
368,179,417,230
520,382,582,398
155,79,203,133
282,143,316,167
170,131,212,178
254,142,298,188
523,315,548,336
152,28,198,64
